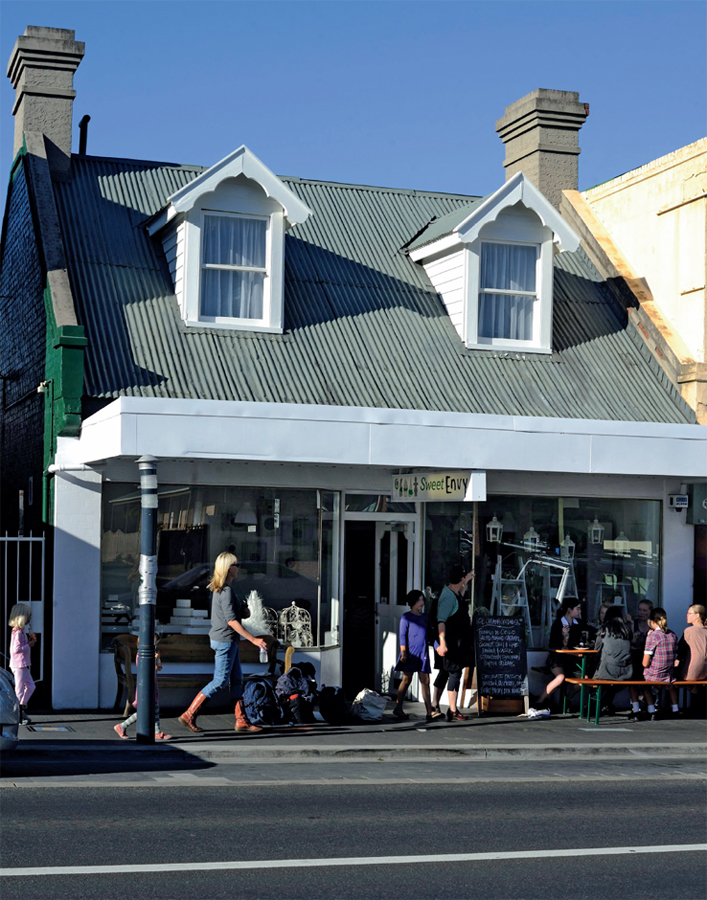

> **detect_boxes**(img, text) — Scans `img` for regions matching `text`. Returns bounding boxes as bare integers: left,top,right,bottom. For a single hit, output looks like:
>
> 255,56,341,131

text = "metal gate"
1,533,46,681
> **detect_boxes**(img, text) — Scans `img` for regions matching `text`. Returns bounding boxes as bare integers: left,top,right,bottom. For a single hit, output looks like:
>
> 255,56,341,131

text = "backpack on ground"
242,677,284,726
318,685,349,725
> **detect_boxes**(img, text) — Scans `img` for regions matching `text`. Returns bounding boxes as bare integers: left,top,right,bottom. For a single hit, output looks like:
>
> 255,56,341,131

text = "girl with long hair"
632,607,679,720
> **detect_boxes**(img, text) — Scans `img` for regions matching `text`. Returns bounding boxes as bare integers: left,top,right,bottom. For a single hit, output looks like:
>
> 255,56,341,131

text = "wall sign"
392,470,486,502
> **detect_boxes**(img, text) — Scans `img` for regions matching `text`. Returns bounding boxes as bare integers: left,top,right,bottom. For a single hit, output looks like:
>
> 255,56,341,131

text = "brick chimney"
7,26,84,180
496,89,589,210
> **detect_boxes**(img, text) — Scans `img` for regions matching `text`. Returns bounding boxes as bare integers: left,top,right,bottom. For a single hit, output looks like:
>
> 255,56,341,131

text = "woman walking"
178,552,268,734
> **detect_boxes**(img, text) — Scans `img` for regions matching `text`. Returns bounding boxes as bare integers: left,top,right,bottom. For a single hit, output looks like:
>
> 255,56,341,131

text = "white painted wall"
67,397,707,480
583,139,707,363
52,469,102,709
422,249,466,339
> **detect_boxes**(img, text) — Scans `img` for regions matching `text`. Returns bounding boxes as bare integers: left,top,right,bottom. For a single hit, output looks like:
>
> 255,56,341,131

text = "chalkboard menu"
473,614,528,697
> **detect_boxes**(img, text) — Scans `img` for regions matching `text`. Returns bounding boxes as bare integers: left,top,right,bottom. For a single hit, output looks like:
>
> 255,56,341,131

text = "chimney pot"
496,88,589,209
7,25,85,180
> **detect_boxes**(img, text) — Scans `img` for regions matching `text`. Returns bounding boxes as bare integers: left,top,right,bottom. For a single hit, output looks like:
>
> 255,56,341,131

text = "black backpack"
318,686,349,725
242,677,284,726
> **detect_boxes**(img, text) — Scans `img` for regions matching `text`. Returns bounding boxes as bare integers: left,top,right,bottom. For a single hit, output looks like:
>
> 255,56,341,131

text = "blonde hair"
650,607,669,633
8,603,32,629
207,552,238,593
689,605,706,625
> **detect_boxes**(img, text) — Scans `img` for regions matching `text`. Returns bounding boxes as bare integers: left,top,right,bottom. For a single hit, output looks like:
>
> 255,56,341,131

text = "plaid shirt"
643,629,678,683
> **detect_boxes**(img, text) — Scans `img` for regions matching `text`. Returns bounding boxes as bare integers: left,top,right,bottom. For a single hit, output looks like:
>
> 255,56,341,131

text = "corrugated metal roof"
405,199,484,251
51,155,695,423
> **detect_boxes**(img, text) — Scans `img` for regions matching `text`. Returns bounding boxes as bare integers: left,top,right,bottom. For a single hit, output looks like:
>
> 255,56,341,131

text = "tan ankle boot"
178,692,207,733
235,699,262,733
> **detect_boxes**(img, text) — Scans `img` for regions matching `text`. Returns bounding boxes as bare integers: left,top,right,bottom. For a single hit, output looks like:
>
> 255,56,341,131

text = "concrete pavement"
4,701,706,764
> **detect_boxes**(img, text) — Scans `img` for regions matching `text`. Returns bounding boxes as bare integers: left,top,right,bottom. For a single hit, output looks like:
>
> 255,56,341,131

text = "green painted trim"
42,280,87,524
9,137,27,184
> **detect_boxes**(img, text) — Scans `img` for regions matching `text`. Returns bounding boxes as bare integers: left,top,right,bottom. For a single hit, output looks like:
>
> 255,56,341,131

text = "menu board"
473,614,528,697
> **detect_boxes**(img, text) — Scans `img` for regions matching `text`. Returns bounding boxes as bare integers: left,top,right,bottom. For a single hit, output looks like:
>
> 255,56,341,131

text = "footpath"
4,702,706,765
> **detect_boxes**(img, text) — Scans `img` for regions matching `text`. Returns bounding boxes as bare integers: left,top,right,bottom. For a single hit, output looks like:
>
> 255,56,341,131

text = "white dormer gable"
148,146,312,333
410,172,580,353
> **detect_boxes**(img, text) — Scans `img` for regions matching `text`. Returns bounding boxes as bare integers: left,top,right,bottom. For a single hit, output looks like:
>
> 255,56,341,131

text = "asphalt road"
1,762,706,900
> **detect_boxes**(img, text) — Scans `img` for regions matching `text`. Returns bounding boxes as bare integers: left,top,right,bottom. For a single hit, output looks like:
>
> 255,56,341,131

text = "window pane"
100,485,334,648
424,496,662,649
481,243,536,292
203,215,266,268
344,494,416,513
201,269,264,319
479,292,534,340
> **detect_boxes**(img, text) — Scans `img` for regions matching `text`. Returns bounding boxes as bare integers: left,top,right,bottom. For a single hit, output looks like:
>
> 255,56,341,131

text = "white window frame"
465,230,554,354
474,238,541,349
198,210,271,327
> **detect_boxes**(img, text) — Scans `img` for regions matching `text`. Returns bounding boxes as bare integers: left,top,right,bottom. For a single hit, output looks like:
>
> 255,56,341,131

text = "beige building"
563,139,707,423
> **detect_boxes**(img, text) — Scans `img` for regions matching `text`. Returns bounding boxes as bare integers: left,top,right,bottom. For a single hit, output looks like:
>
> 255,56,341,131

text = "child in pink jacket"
8,603,36,725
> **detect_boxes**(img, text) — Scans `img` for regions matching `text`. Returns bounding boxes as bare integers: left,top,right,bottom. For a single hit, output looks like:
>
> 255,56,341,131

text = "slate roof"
50,155,695,423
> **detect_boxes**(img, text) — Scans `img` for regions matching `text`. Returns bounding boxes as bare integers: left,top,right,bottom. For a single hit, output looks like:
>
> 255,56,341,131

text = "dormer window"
147,146,312,334
408,172,580,355
201,213,268,322
479,241,537,343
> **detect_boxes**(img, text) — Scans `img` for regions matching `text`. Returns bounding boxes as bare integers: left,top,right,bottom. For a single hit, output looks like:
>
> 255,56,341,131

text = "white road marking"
2,844,705,877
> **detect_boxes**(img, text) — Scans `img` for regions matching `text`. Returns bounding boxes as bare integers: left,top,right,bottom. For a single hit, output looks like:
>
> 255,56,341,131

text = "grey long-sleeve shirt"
209,586,242,643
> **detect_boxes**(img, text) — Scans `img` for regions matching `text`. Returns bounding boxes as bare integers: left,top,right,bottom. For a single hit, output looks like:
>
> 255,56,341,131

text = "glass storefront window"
424,496,661,647
344,494,416,513
101,484,340,650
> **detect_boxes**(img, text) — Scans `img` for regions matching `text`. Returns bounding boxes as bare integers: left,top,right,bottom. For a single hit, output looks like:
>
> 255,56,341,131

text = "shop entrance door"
374,522,415,695
342,512,419,698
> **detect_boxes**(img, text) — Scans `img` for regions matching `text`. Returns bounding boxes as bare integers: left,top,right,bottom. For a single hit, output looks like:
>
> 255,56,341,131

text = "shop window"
344,494,416,513
424,496,661,648
100,483,340,650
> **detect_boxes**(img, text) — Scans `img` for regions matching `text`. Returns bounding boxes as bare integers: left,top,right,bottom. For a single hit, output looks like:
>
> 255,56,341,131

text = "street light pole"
136,456,158,744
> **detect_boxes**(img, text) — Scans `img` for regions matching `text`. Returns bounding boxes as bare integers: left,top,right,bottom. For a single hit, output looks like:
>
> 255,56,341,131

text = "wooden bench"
112,633,281,716
565,677,707,725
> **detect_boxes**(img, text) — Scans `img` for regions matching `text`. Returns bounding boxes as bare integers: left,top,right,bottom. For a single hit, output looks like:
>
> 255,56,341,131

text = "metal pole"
136,456,158,744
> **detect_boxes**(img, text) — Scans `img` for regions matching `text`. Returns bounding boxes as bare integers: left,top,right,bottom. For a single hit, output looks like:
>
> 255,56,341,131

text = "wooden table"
553,648,598,716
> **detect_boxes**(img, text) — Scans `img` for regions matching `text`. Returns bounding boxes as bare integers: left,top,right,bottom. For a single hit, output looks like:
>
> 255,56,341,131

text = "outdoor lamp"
588,517,605,546
523,524,541,551
560,534,575,560
486,515,504,543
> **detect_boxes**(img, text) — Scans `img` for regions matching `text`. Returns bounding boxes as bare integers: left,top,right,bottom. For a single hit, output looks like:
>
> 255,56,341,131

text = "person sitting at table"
593,606,632,714
678,604,707,717
593,598,613,629
535,599,583,710
630,607,679,721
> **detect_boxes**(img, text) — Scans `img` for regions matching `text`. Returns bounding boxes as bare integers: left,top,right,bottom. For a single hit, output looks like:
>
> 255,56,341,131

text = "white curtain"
201,215,266,319
479,243,536,340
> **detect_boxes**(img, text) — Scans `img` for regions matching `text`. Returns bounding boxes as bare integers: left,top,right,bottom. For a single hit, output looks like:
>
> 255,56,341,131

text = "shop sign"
392,470,486,502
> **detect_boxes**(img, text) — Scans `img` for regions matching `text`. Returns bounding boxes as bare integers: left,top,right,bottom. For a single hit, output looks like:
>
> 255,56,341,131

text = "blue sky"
1,1,705,199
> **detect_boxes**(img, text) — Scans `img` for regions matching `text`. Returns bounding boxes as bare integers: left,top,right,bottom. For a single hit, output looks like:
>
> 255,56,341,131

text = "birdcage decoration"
279,602,313,648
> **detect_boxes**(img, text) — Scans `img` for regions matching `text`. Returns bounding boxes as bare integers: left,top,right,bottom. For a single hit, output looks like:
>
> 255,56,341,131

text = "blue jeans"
201,640,243,701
